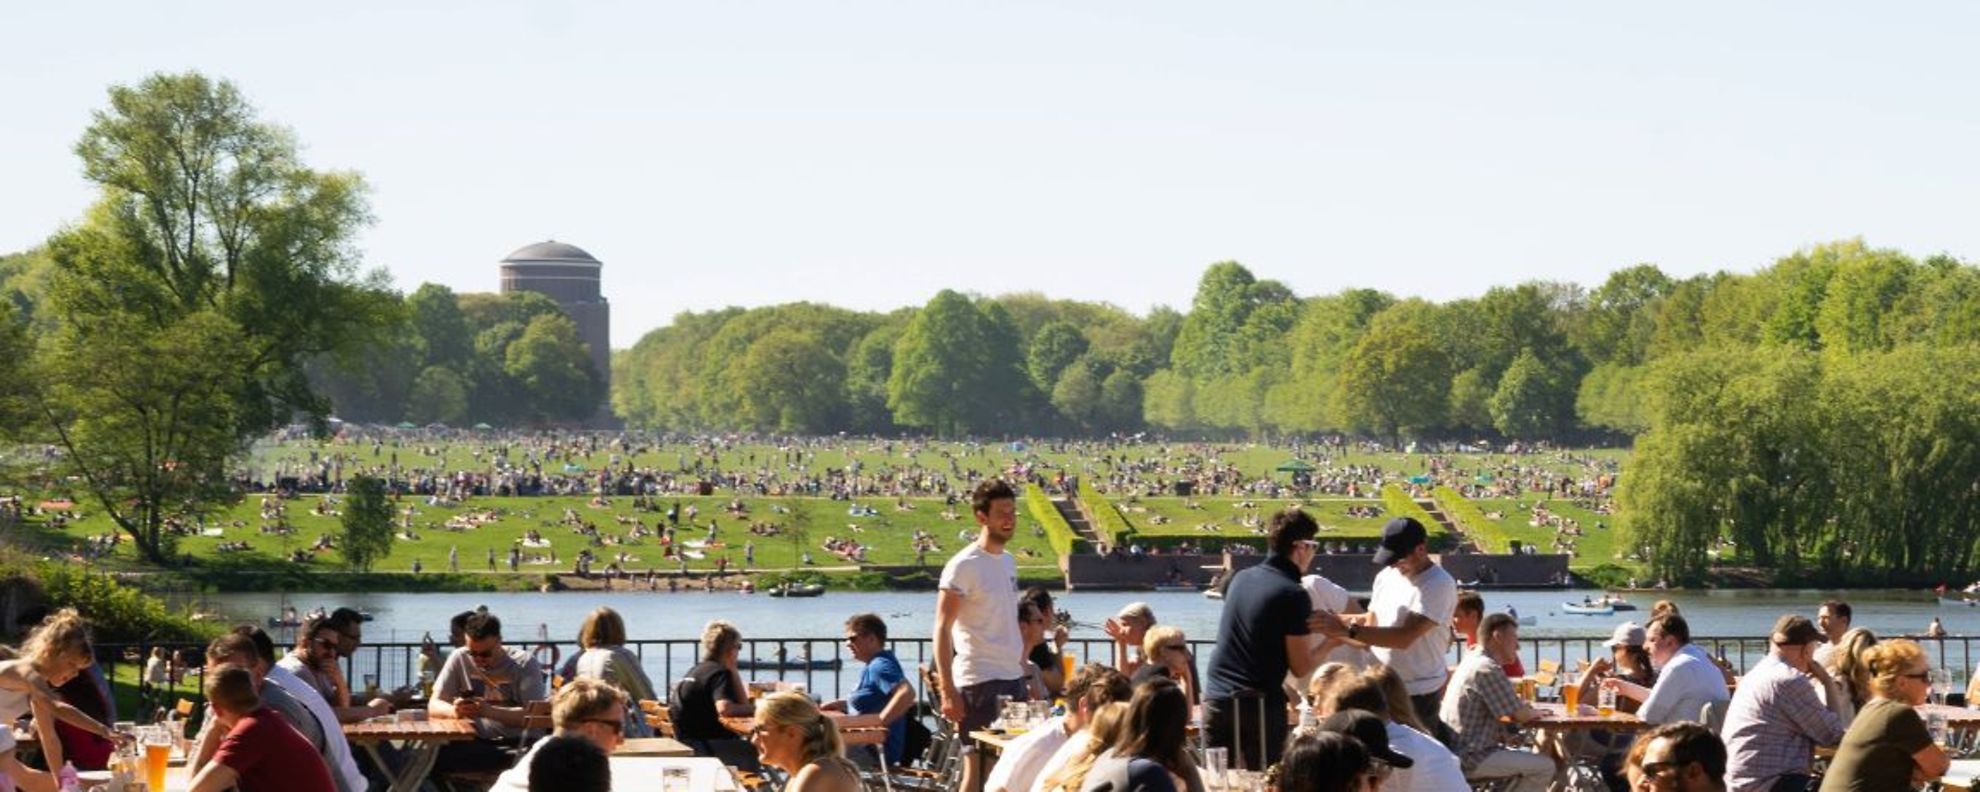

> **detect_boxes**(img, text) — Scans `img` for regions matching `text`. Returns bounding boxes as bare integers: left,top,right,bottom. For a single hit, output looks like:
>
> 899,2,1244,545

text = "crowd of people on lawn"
0,477,1956,792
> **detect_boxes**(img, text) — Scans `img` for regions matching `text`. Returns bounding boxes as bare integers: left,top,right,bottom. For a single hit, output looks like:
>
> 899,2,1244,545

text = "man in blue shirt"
824,613,916,767
1204,508,1328,771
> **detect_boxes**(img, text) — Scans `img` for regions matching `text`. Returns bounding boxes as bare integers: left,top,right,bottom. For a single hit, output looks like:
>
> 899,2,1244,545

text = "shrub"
1380,484,1447,547
36,564,218,644
1433,486,1508,554
1077,480,1135,550
1023,484,1078,557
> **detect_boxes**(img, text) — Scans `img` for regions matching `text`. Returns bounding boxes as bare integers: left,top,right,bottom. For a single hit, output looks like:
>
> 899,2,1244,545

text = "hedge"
1076,480,1135,551
1380,484,1448,547
1024,484,1079,557
1432,486,1508,554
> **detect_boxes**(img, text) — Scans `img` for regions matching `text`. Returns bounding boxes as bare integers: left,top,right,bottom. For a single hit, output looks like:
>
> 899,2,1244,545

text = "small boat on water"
1203,589,1224,601
768,583,826,598
737,657,842,672
1561,602,1616,616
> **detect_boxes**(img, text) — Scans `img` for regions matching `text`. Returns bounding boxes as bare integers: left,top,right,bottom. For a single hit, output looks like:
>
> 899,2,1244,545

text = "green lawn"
1117,496,1394,541
1468,497,1633,574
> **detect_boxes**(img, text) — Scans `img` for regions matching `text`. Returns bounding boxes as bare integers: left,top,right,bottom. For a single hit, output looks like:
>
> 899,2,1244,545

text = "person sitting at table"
1603,613,1729,726
1305,662,1356,717
751,692,862,792
231,625,369,792
1104,602,1157,677
1035,701,1130,792
671,619,758,769
0,608,125,792
430,611,548,775
1020,601,1057,701
987,664,1131,792
1638,721,1729,792
1022,587,1070,698
278,615,391,724
1274,730,1382,792
188,664,336,792
1438,613,1552,792
1324,671,1466,792
491,677,629,792
1818,639,1950,792
1315,709,1416,792
192,633,357,792
572,606,657,738
527,734,611,792
1078,678,1203,792
821,613,915,768
1826,628,1878,712
1722,615,1851,792
1572,622,1656,712
1131,625,1200,705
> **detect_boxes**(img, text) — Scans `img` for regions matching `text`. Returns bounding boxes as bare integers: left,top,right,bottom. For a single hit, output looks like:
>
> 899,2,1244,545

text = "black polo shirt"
1204,554,1311,701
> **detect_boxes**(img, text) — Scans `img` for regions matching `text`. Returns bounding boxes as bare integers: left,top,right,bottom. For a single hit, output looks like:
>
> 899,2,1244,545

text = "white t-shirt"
986,715,1072,792
1641,647,1730,724
1368,563,1459,696
264,664,369,792
1029,727,1095,792
940,543,1025,685
1295,574,1374,690
1385,721,1467,792
490,736,544,792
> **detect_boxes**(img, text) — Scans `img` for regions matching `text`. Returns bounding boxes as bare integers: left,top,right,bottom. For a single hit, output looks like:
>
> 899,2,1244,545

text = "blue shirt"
851,649,908,763
1204,555,1311,702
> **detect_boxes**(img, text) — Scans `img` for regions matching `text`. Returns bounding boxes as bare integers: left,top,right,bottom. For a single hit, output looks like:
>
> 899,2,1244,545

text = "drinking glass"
662,765,692,792
142,726,171,792
1203,747,1229,791
1596,685,1616,717
1932,669,1954,705
1929,711,1949,748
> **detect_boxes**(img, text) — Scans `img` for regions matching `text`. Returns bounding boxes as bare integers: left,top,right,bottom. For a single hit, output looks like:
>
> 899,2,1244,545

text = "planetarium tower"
499,240,613,424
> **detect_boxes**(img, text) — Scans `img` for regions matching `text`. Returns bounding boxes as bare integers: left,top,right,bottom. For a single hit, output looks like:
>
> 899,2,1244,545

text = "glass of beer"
143,726,171,792
1060,652,1076,683
1596,685,1616,717
1562,683,1581,713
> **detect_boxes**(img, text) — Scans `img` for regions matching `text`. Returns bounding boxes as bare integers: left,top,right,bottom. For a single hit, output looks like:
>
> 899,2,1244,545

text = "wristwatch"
1346,623,1359,640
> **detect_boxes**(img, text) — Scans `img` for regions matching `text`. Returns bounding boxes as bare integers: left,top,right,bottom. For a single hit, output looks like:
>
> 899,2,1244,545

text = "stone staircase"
1052,496,1103,550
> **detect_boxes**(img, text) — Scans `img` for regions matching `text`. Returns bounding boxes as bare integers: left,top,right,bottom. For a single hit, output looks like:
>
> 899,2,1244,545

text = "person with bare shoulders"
0,609,125,792
752,692,863,792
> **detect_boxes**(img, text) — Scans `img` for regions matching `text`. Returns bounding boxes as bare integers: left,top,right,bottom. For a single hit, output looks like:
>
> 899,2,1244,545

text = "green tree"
1027,321,1089,392
887,290,1025,436
1097,369,1144,433
1488,349,1573,440
1049,358,1104,430
0,301,31,438
340,475,395,572
1446,367,1494,433
406,365,470,425
1337,301,1452,442
1574,264,1673,366
38,72,395,563
407,283,474,369
505,314,600,423
734,329,847,432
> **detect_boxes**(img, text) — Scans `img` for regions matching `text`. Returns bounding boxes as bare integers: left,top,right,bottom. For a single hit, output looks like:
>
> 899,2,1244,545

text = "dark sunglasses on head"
585,718,624,735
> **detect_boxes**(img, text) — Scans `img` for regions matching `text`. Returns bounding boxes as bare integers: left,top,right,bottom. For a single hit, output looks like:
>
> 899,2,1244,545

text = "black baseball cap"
1371,517,1427,566
1319,709,1414,768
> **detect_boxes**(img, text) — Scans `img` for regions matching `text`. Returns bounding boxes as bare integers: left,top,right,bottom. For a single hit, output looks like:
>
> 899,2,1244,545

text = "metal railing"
100,633,1980,720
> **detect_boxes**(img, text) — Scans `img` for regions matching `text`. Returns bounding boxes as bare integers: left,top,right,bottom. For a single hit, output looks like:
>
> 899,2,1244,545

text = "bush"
1023,484,1078,557
1076,480,1134,550
37,564,218,644
1433,486,1508,553
1380,485,1447,547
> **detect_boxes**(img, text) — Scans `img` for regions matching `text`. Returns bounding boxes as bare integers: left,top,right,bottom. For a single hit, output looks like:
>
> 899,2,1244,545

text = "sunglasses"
1640,760,1683,778
468,647,501,660
584,718,624,736
1902,671,1933,681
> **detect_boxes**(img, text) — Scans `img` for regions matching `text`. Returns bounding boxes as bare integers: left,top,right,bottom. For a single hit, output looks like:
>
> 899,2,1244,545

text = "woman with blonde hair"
0,609,126,792
1825,627,1878,712
573,607,656,737
1039,701,1130,792
1819,639,1949,790
751,692,861,792
1305,663,1356,719
1364,665,1428,735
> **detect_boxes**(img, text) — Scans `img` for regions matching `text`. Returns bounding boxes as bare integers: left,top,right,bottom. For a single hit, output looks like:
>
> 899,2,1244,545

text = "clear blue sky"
6,2,1977,348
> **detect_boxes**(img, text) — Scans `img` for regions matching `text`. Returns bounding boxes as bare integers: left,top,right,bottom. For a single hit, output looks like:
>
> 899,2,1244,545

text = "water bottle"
1296,698,1316,732
57,761,80,792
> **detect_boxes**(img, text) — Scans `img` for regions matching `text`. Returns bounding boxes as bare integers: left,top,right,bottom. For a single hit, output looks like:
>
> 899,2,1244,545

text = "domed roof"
501,240,601,265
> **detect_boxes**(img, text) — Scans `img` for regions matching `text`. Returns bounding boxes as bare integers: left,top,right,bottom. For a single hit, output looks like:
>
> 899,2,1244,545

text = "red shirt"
213,707,335,792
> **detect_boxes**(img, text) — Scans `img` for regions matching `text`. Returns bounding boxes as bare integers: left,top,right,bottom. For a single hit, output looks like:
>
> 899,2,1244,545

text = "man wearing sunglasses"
1637,722,1728,792
489,678,628,792
431,611,548,774
278,615,392,725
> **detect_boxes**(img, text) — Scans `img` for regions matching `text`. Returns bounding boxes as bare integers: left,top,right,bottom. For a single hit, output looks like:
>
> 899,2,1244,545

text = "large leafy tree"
36,72,396,563
340,475,395,572
887,290,1026,436
505,313,601,423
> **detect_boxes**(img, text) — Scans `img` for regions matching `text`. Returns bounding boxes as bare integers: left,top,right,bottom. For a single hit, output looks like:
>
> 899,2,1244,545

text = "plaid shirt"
1438,648,1522,771
1722,654,1846,792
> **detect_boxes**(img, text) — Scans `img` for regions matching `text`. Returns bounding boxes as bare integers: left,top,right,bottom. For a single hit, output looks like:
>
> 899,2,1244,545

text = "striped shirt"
1723,655,1846,792
1438,649,1522,771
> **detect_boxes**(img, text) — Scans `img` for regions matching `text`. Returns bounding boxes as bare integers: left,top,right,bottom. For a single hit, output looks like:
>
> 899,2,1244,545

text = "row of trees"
613,242,1980,443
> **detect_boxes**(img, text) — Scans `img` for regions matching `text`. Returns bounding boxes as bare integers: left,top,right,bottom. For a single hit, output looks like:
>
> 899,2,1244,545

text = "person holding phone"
430,612,546,775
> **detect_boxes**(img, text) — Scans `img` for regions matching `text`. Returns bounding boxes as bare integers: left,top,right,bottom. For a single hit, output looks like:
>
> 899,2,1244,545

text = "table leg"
362,741,442,792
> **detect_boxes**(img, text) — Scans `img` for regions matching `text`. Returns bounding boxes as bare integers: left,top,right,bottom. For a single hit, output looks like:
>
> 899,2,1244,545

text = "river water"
176,586,1980,698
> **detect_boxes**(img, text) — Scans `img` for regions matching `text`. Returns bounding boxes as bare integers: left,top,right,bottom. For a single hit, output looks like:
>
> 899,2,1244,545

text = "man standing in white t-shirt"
1314,516,1458,746
936,478,1027,792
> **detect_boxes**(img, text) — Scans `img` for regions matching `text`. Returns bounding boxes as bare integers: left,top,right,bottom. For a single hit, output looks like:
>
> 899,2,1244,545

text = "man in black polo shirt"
1203,508,1327,771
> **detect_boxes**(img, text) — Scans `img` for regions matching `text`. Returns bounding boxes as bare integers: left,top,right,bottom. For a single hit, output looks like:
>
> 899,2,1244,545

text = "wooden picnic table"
1519,701,1654,732
720,714,890,746
618,736,696,757
343,716,481,792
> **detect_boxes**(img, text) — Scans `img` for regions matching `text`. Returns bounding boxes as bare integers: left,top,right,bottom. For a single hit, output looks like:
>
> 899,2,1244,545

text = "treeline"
613,240,1980,442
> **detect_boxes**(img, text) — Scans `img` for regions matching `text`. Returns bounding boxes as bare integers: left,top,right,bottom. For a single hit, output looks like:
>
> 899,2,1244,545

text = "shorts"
957,678,1029,732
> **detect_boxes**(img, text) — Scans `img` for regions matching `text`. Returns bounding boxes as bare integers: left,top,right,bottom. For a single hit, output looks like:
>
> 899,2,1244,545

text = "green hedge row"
36,563,220,644
1432,486,1508,554
1077,480,1135,550
1380,484,1447,546
1024,484,1079,557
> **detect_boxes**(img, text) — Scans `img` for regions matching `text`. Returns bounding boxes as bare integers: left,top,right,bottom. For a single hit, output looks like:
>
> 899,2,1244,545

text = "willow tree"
35,72,398,564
